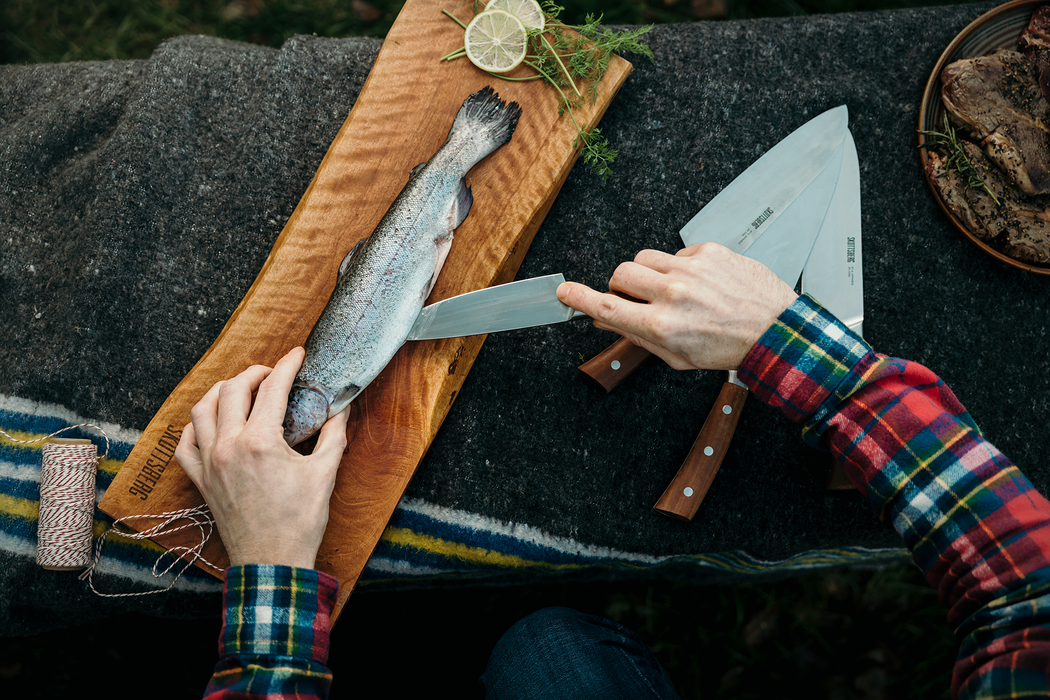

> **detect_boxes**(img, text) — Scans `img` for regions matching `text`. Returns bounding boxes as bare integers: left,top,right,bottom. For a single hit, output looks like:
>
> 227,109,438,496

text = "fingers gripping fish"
283,86,522,446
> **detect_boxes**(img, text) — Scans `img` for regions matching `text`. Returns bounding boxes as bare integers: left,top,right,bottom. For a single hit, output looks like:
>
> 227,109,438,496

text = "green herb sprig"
441,1,653,182
919,113,1000,206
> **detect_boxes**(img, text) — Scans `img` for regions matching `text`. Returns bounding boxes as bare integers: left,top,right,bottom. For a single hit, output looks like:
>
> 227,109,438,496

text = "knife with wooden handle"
578,337,652,392
655,128,862,517
651,141,845,519
580,106,850,521
653,371,748,520
799,130,864,491
579,105,849,393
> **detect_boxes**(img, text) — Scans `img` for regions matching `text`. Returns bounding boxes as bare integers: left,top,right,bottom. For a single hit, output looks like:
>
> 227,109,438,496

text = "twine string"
80,503,224,598
0,423,223,595
38,442,98,569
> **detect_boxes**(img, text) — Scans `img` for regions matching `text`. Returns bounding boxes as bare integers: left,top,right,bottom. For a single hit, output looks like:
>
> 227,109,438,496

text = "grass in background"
4,0,973,64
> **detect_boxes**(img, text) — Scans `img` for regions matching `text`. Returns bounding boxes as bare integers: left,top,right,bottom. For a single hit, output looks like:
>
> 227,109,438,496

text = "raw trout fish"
283,86,522,446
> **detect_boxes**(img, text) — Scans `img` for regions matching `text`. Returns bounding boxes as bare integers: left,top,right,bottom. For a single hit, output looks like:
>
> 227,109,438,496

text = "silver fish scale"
283,86,522,446
299,170,462,397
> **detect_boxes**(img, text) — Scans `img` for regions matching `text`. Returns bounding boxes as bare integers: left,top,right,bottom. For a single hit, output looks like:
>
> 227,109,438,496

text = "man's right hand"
556,243,797,371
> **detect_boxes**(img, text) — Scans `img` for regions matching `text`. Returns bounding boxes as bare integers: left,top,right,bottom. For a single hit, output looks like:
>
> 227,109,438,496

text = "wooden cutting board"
98,0,632,621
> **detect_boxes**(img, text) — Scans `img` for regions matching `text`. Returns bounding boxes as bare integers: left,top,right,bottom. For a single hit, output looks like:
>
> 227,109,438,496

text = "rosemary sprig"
441,1,653,182
919,113,1000,206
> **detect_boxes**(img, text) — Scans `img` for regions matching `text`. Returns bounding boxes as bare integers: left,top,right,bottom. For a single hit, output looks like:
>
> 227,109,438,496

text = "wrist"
220,565,338,663
222,528,322,569
738,294,870,423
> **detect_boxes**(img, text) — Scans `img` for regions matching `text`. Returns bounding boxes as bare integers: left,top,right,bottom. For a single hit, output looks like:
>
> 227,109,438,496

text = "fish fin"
446,86,523,170
421,183,469,300
409,162,427,178
424,235,455,300
338,240,365,280
330,383,363,413
451,178,473,230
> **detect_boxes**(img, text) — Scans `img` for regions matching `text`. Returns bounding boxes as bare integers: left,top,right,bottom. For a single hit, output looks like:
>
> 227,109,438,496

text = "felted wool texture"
8,2,1050,630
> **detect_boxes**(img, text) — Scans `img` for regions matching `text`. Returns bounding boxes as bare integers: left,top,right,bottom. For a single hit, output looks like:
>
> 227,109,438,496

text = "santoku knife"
404,106,849,348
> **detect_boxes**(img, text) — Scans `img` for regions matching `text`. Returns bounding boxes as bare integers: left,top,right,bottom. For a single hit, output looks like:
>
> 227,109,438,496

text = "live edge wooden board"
98,0,633,621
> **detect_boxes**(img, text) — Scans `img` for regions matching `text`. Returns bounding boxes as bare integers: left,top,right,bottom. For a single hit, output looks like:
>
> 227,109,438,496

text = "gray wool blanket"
6,2,1044,636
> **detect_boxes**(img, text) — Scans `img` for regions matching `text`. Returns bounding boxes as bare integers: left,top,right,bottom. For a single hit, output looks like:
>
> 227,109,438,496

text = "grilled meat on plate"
941,49,1050,196
926,139,1050,263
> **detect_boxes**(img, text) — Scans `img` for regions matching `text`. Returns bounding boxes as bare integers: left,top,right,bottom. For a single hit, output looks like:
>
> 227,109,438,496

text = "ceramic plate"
918,0,1050,274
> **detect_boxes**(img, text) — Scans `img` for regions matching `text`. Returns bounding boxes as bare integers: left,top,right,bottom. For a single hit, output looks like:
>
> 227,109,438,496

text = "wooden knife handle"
826,460,856,490
654,381,748,521
578,337,653,392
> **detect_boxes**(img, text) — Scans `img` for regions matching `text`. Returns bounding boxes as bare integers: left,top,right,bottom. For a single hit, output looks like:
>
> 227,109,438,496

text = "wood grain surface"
97,0,633,621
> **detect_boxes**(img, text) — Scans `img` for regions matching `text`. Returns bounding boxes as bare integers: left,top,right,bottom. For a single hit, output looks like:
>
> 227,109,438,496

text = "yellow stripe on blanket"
0,492,40,520
0,492,180,559
381,526,582,571
0,429,122,475
0,429,51,448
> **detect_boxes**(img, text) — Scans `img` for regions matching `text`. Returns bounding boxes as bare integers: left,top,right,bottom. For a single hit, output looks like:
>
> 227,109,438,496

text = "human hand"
174,347,348,569
557,243,797,371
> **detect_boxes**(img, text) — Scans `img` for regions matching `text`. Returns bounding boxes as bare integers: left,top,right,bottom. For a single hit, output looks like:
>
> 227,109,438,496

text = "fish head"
283,382,331,446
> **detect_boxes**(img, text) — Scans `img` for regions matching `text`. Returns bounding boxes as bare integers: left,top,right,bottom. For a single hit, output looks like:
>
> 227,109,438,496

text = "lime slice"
484,0,545,31
464,9,527,74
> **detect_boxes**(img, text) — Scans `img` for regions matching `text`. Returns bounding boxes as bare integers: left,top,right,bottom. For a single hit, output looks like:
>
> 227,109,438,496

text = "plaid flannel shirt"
204,564,337,699
205,295,1050,699
740,295,1050,699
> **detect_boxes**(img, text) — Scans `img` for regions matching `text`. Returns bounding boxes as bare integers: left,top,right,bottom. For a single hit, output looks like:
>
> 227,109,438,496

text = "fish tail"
446,86,522,168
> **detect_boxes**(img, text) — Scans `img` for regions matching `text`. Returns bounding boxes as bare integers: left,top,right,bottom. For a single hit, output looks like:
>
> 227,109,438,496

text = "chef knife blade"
801,130,863,337
679,105,849,251
800,130,863,491
405,273,586,341
579,105,850,392
653,137,846,522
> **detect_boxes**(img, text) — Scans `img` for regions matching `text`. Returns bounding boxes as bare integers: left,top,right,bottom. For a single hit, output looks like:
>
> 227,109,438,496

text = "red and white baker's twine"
38,440,100,569
0,423,222,596
81,502,222,597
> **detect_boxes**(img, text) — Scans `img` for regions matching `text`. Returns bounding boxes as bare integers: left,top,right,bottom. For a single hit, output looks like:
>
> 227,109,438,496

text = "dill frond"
442,2,652,182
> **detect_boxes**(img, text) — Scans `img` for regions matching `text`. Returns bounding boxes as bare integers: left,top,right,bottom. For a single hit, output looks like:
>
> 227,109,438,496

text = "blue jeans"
481,607,681,699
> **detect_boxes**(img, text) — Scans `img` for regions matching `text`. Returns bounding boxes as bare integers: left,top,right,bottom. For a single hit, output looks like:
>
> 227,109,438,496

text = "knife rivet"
723,404,732,415
683,487,693,497
610,360,621,370
704,446,714,457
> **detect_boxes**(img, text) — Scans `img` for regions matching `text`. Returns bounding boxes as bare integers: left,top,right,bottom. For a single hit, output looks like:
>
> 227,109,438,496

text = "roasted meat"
926,150,997,241
940,49,1050,195
1002,209,1050,264
926,140,1050,264
1020,4,1050,103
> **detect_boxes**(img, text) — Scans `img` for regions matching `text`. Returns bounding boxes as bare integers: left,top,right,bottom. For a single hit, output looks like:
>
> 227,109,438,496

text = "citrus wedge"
464,9,527,74
484,0,545,31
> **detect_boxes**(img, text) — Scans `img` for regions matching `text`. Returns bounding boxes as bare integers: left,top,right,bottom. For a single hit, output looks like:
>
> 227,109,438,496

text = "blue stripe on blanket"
1,394,911,594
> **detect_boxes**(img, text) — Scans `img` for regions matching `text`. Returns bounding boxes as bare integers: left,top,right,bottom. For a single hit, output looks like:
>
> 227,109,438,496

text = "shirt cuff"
219,564,339,665
738,294,871,431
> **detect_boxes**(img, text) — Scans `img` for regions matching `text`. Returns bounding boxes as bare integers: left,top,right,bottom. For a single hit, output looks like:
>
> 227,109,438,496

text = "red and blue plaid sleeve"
204,564,338,699
739,295,1050,699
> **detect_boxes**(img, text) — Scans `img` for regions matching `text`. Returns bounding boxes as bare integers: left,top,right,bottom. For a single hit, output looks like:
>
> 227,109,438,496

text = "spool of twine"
2,422,221,593
37,437,99,570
